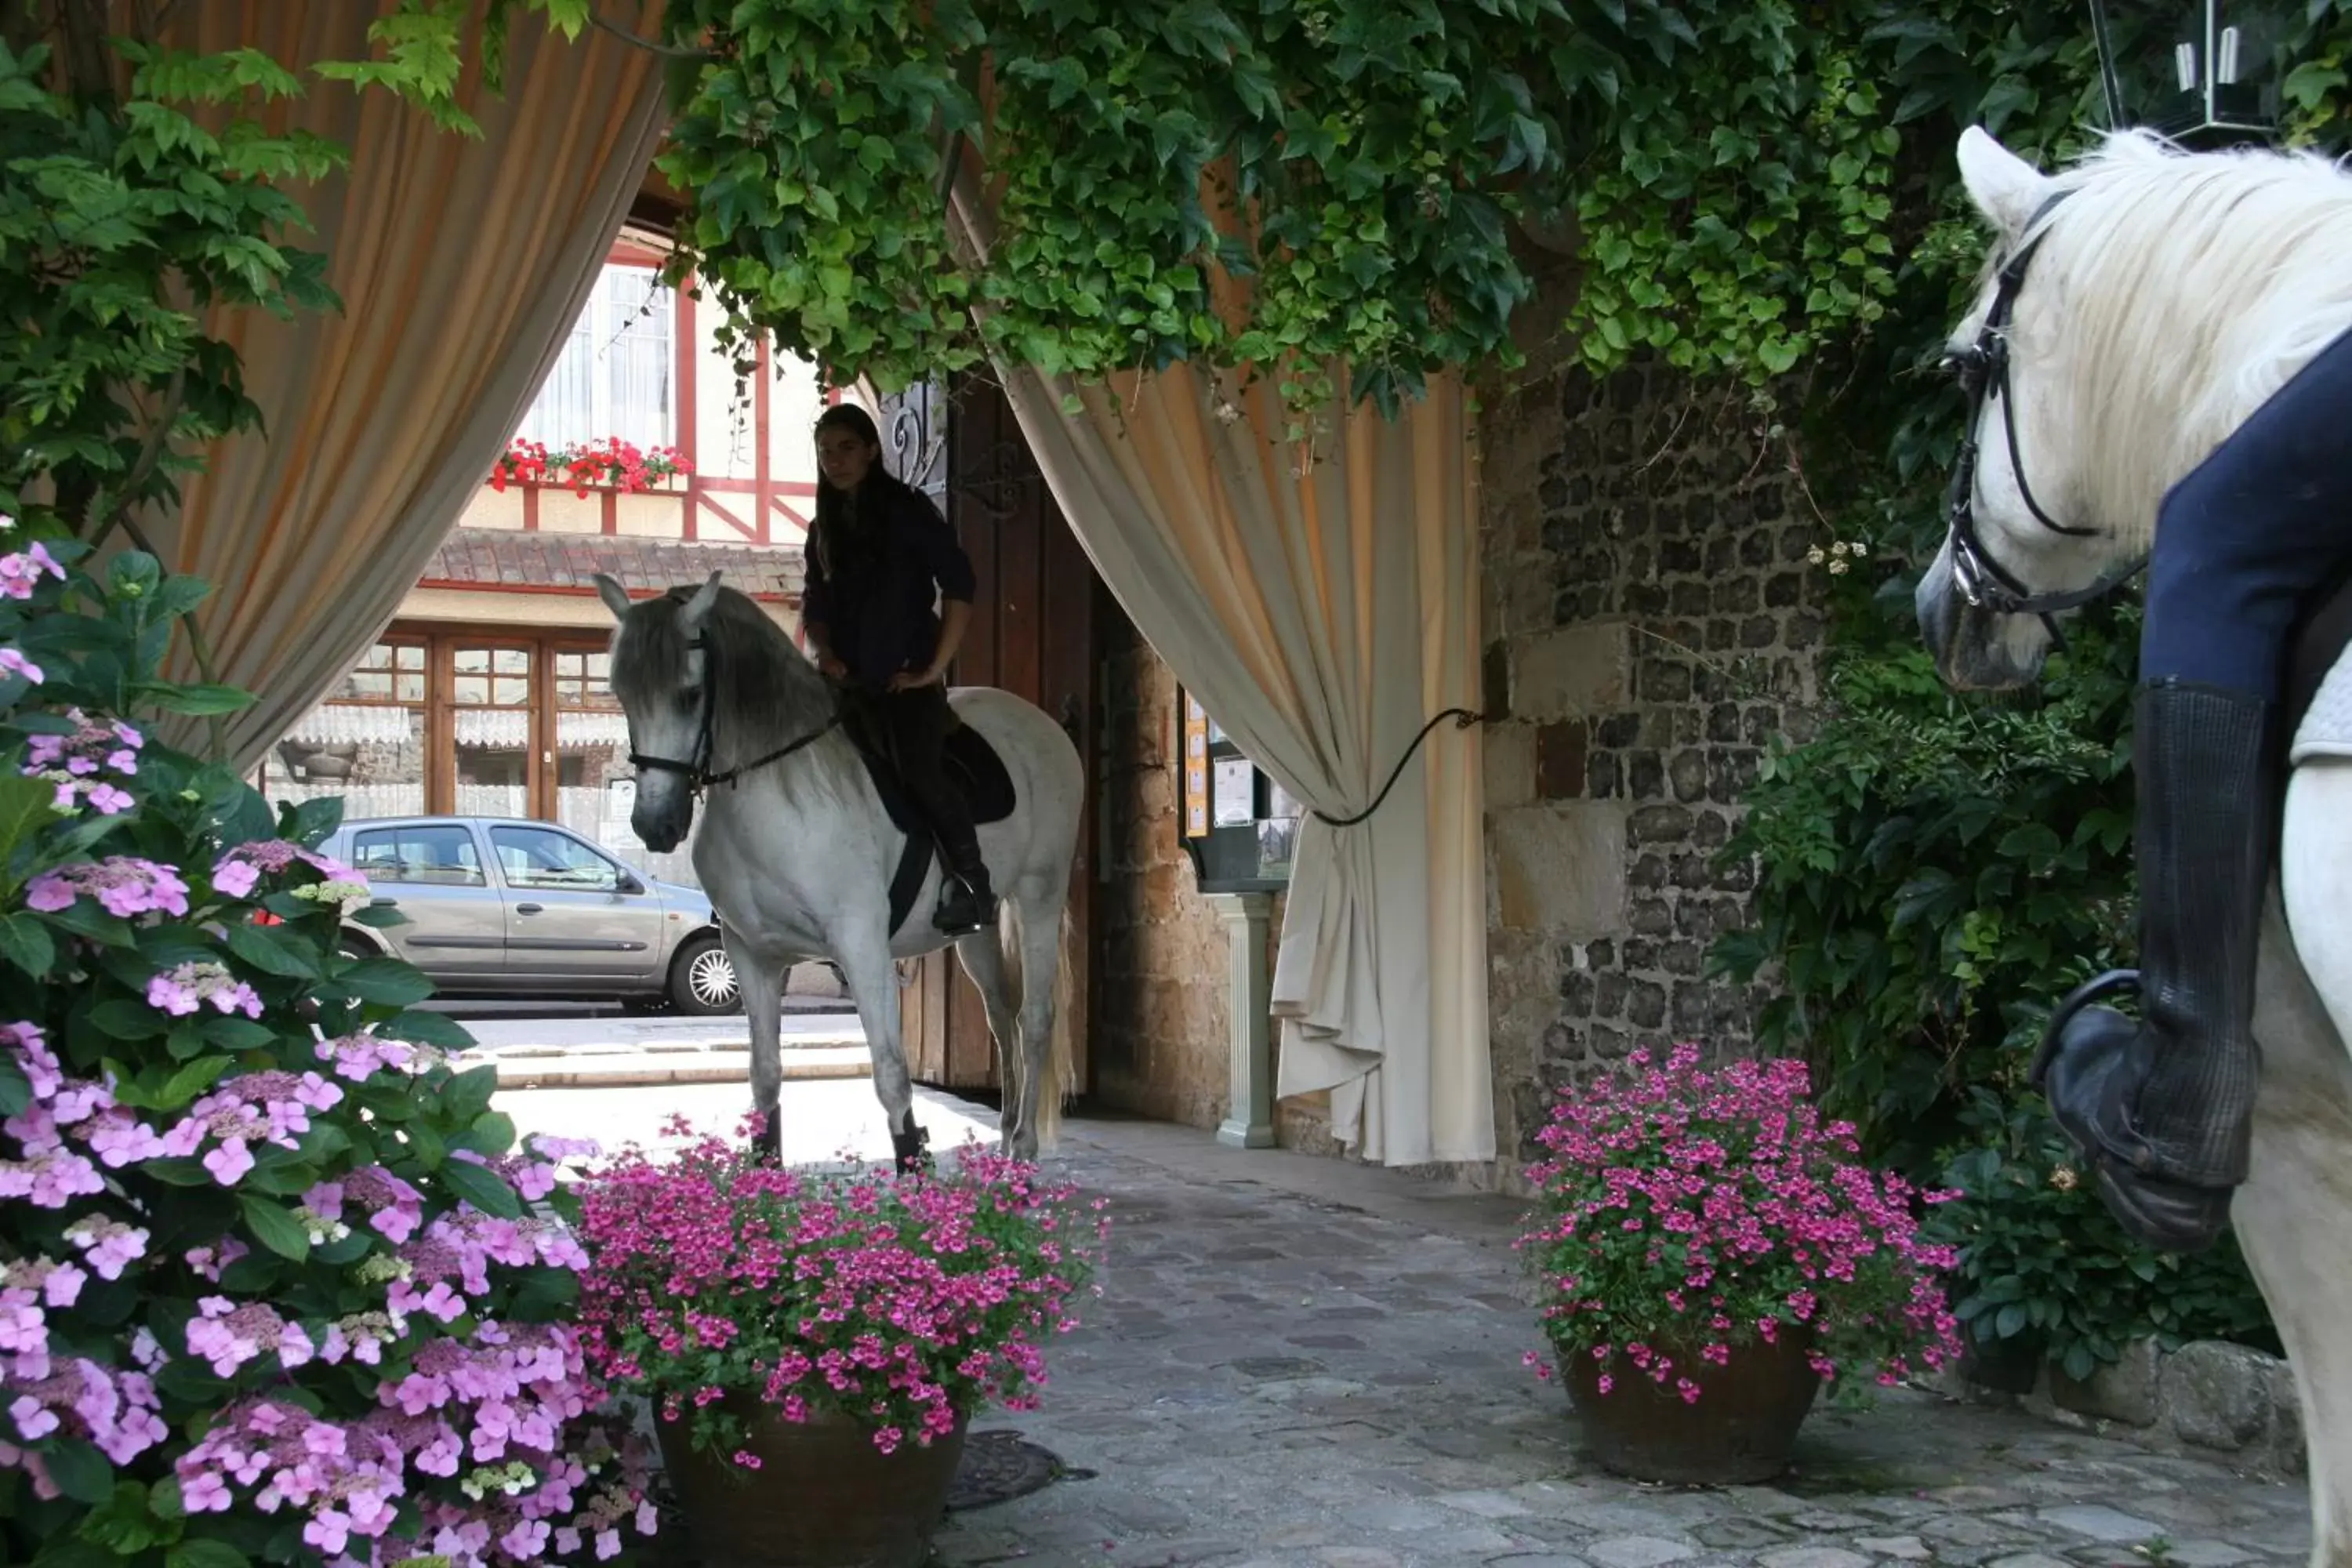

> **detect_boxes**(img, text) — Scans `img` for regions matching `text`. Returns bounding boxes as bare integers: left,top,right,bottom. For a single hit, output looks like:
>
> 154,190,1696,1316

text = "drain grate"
944,1430,1074,1512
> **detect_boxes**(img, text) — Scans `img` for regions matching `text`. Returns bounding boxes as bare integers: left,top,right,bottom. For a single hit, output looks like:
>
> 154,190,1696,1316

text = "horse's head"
1922,128,2141,691
596,569,723,854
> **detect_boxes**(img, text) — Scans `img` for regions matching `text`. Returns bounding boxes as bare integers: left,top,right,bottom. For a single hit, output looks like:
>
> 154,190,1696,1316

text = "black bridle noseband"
1941,189,2149,644
626,629,840,797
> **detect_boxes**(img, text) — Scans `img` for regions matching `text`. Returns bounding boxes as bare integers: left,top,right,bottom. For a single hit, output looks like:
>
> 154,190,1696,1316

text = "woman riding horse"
799,405,996,936
2039,303,2352,1254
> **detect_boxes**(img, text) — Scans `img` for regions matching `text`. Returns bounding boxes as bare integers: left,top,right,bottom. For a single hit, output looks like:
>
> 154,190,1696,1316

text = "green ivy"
1926,1092,2281,1379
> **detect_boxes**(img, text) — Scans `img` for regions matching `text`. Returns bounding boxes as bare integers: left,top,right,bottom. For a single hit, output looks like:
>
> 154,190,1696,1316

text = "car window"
489,826,624,891
350,826,486,887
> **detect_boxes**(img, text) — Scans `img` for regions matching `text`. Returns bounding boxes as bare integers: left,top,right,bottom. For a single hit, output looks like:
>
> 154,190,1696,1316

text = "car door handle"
515,903,543,915
370,897,397,908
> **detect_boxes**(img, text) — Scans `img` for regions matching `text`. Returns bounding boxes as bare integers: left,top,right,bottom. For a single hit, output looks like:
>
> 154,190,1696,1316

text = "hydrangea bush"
0,531,652,1568
1515,1046,1962,1407
575,1120,1107,1464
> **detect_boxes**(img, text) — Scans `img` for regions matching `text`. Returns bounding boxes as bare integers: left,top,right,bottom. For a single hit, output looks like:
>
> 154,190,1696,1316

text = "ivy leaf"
134,682,254,717
336,958,434,1007
384,1008,473,1050
223,921,319,979
441,1063,499,1124
438,1157,521,1219
0,774,60,865
0,912,55,977
238,1195,311,1261
42,1438,116,1504
38,896,132,947
166,1541,251,1568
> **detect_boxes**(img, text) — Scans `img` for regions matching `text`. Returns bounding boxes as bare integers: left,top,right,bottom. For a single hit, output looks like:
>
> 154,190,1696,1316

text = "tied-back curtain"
952,180,1493,1165
137,2,670,768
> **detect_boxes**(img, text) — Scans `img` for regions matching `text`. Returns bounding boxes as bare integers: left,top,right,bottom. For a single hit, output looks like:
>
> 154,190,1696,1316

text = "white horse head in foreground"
1926,125,2352,1566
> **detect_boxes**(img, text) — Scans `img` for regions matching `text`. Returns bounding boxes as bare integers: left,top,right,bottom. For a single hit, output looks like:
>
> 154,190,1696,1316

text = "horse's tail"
1000,895,1076,1150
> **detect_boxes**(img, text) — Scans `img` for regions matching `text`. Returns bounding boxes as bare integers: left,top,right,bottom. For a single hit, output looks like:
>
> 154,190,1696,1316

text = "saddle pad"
857,719,1018,837
844,709,1016,938
2289,569,2352,764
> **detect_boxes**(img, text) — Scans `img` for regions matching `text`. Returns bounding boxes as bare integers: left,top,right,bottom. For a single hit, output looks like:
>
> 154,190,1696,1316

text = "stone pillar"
1207,893,1276,1149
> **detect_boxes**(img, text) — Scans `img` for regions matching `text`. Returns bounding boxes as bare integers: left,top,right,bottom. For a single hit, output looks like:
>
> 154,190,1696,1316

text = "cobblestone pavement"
485,1080,2313,1568
937,1117,2314,1568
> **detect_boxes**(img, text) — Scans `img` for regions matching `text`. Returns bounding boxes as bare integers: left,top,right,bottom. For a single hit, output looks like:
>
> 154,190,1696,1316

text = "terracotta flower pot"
655,1398,969,1568
1562,1330,1823,1486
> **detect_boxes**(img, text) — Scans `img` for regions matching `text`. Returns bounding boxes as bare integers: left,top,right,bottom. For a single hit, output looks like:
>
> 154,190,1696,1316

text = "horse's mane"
1980,129,2352,550
612,582,835,752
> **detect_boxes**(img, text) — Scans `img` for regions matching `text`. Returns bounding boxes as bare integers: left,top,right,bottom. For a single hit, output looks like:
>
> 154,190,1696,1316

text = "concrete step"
484,1044,868,1090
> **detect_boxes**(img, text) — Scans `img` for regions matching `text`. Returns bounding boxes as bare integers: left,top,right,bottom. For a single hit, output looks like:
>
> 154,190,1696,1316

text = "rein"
628,631,840,796
1941,188,2150,643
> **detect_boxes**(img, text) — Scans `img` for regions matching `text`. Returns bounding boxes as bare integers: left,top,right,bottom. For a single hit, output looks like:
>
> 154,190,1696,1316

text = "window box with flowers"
1516,1047,1965,1485
486,437,691,497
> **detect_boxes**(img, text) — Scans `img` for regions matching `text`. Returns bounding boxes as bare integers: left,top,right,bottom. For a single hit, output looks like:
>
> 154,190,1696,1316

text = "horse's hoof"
891,1122,931,1175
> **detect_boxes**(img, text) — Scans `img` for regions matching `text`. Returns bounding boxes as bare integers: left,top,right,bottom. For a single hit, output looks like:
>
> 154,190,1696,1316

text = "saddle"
836,695,1017,936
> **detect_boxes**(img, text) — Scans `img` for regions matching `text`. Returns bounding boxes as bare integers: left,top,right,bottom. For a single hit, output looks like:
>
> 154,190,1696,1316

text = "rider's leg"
2040,324,2352,1253
879,684,996,935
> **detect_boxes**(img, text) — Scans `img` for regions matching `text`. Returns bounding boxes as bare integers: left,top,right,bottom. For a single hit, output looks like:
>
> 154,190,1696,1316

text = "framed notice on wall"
1181,695,1211,839
1174,684,1292,894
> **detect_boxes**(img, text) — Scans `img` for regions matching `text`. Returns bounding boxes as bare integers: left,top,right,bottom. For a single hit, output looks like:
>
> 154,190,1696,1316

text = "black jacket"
801,483,977,691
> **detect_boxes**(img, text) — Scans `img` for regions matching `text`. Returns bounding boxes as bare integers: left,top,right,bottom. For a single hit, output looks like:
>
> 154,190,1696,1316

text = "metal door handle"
515,903,543,915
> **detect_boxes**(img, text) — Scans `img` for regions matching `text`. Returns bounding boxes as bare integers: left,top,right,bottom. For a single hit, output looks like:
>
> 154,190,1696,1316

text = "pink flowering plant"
0,538,653,1568
575,1119,1107,1467
1515,1045,1963,1408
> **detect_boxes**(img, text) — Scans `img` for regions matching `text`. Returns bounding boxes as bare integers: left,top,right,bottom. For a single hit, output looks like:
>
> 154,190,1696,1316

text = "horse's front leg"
730,927,786,1164
2254,760,2352,1568
833,924,927,1173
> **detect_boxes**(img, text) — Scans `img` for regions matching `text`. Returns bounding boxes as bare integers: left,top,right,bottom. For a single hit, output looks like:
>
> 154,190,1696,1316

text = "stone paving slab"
931,1118,2313,1568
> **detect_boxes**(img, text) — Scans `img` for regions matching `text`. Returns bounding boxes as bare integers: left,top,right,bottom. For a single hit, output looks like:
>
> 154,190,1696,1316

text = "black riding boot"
931,825,996,937
2032,679,2273,1254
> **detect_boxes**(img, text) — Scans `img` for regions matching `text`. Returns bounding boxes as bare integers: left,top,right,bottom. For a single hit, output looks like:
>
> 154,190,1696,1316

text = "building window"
550,647,637,869
260,641,428,820
519,263,676,452
452,644,534,819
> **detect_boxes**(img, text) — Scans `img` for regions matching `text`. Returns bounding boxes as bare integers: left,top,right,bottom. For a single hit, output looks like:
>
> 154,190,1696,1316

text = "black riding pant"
875,684,983,874
2143,323,2352,695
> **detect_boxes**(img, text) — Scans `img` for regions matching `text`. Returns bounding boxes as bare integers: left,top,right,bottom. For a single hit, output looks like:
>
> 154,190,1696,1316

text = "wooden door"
884,374,1096,1094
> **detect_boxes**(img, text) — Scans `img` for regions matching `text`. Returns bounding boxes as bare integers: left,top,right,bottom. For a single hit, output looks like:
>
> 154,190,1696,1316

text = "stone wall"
1091,614,1303,1135
1478,343,1828,1171
1087,267,1835,1175
1929,1339,2306,1482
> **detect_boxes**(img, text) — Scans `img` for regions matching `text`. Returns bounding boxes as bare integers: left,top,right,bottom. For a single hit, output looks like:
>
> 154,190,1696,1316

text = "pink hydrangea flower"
146,962,263,1018
0,540,64,600
26,857,191,919
0,648,41,684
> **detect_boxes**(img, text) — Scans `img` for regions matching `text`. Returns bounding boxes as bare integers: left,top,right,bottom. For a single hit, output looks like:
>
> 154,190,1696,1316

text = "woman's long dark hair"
810,403,924,590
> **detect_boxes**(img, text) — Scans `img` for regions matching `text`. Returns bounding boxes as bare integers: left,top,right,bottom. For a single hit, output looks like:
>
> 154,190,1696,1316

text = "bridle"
1941,188,2149,645
626,617,840,797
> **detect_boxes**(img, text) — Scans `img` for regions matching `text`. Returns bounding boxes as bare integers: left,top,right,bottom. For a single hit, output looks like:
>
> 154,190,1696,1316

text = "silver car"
321,815,740,1014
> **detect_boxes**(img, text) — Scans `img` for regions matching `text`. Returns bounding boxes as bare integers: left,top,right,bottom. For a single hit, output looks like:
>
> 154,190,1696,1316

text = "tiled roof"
419,530,804,601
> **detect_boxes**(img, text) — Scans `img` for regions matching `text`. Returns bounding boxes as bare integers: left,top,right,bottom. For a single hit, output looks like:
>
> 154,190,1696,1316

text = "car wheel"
670,934,740,1015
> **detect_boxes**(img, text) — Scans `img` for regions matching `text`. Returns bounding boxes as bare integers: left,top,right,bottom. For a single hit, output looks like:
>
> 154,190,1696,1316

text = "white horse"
1924,126,2352,1566
592,571,1083,1165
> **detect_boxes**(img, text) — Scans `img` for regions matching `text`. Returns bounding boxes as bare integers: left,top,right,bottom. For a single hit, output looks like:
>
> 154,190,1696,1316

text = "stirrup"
2029,968,2140,1087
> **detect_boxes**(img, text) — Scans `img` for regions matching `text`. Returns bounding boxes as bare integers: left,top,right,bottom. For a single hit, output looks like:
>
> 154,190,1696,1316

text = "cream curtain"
950,189,1494,1166
134,2,670,768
